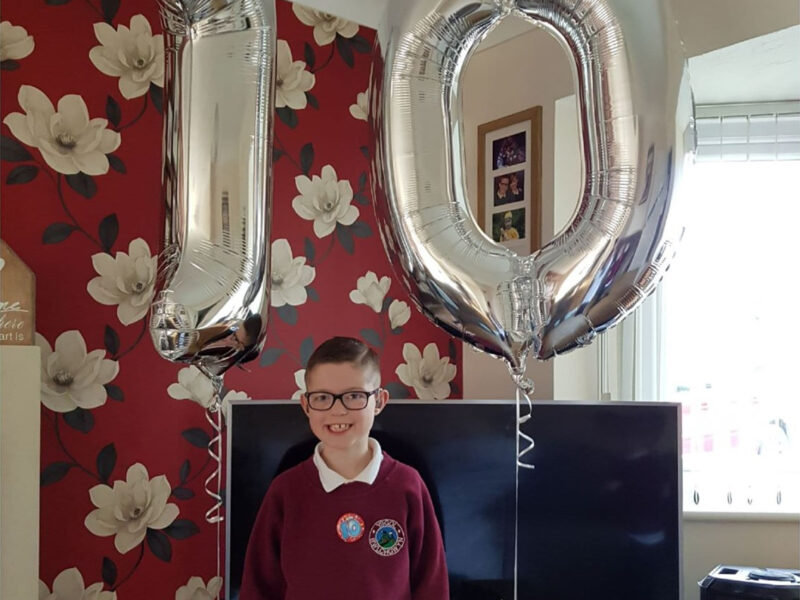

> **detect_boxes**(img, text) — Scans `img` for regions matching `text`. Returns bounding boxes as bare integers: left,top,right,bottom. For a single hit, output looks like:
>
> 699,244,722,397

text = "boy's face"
301,361,388,452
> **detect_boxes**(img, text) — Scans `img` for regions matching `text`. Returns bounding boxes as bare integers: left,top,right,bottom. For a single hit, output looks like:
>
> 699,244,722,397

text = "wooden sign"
0,240,36,346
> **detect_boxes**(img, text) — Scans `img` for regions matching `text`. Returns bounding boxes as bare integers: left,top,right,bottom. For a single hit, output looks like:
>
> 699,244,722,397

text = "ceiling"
475,21,800,104
289,0,800,104
688,25,799,104
289,0,799,56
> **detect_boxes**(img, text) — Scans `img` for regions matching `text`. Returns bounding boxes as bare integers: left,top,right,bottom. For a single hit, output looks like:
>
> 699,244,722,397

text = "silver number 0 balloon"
151,0,276,378
370,0,694,373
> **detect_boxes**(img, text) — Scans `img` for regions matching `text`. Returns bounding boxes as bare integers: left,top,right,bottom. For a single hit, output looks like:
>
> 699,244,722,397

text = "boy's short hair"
305,336,380,383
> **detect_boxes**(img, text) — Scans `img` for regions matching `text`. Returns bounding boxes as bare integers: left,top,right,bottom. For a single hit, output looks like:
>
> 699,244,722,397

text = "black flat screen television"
226,400,682,600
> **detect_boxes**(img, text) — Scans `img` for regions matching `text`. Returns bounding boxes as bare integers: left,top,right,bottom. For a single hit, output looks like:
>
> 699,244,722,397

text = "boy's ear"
374,388,390,414
299,394,310,415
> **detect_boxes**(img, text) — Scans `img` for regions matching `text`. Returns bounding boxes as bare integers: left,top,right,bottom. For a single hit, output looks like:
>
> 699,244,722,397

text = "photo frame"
477,106,542,254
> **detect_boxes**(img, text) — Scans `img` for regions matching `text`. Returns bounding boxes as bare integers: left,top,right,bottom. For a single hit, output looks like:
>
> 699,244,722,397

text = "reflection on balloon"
370,0,694,376
150,0,276,381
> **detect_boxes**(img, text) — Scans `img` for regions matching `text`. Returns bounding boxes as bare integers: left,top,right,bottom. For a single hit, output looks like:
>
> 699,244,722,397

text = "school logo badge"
369,519,405,556
336,513,365,543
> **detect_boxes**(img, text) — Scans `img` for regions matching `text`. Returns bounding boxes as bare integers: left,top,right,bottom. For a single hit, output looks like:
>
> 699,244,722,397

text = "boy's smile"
318,401,360,439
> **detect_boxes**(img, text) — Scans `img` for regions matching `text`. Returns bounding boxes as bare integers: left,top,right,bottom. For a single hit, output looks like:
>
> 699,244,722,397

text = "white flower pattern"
39,567,116,600
36,330,119,413
291,369,306,400
89,15,164,99
84,463,179,554
349,90,368,121
270,238,315,307
167,365,215,409
174,576,223,600
292,165,358,238
1,21,35,61
168,366,249,417
86,238,157,326
276,39,315,110
2,85,121,175
291,7,359,46
349,271,390,313
388,299,411,329
396,342,457,400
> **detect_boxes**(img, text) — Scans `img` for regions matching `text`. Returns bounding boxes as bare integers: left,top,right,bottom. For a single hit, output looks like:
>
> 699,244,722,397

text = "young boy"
240,336,449,600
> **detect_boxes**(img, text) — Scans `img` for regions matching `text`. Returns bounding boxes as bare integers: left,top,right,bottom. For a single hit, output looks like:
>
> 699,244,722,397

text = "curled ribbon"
513,373,535,470
203,375,224,598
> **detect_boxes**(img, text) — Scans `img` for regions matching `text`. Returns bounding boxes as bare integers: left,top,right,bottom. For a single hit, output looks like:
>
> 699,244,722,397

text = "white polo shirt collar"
313,437,383,493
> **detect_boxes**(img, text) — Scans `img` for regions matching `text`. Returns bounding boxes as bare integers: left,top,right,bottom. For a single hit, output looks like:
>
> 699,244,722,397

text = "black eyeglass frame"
303,389,382,411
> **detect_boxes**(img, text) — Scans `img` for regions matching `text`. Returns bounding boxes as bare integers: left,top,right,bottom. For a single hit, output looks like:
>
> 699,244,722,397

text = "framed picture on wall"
477,106,542,254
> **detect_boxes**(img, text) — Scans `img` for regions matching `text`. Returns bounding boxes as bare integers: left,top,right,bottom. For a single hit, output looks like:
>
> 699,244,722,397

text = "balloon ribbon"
205,380,224,598
514,376,535,600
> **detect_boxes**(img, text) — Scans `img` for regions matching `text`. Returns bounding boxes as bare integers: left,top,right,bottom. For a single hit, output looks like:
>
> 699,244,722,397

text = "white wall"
551,94,604,402
1,346,40,600
460,20,574,401
459,23,619,403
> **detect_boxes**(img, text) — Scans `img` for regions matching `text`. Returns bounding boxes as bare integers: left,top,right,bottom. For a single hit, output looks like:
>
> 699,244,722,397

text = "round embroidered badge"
336,513,365,543
369,519,406,556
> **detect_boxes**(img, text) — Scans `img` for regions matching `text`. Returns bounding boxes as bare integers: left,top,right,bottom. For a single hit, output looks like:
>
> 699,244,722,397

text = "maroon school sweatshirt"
240,453,449,600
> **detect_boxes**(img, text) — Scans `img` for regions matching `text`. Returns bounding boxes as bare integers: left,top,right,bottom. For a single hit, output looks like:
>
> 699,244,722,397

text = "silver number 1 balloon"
150,0,276,378
370,0,694,374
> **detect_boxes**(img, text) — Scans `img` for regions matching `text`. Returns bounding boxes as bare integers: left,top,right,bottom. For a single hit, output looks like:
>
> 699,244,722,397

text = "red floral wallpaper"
0,2,462,597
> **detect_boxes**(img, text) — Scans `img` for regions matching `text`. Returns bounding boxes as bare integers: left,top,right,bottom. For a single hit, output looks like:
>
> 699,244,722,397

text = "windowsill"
683,510,800,522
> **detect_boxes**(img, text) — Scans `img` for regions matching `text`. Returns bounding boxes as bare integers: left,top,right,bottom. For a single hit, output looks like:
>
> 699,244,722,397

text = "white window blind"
663,158,800,515
695,101,800,162
613,101,800,515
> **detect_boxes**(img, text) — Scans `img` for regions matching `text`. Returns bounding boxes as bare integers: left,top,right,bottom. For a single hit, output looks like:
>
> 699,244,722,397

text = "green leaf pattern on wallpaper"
0,3,459,597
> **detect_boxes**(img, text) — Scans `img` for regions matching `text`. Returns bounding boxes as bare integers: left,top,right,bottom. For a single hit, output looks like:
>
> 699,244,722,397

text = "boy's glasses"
304,389,380,411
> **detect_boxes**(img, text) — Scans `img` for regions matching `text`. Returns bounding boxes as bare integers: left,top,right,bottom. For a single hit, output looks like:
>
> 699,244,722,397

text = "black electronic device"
226,400,682,600
700,565,800,600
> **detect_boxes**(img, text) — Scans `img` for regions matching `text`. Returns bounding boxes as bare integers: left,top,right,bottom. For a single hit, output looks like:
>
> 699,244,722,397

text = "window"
662,104,800,514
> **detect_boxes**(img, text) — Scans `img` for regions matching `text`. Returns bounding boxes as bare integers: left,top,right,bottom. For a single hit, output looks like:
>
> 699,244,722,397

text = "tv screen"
226,400,681,600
